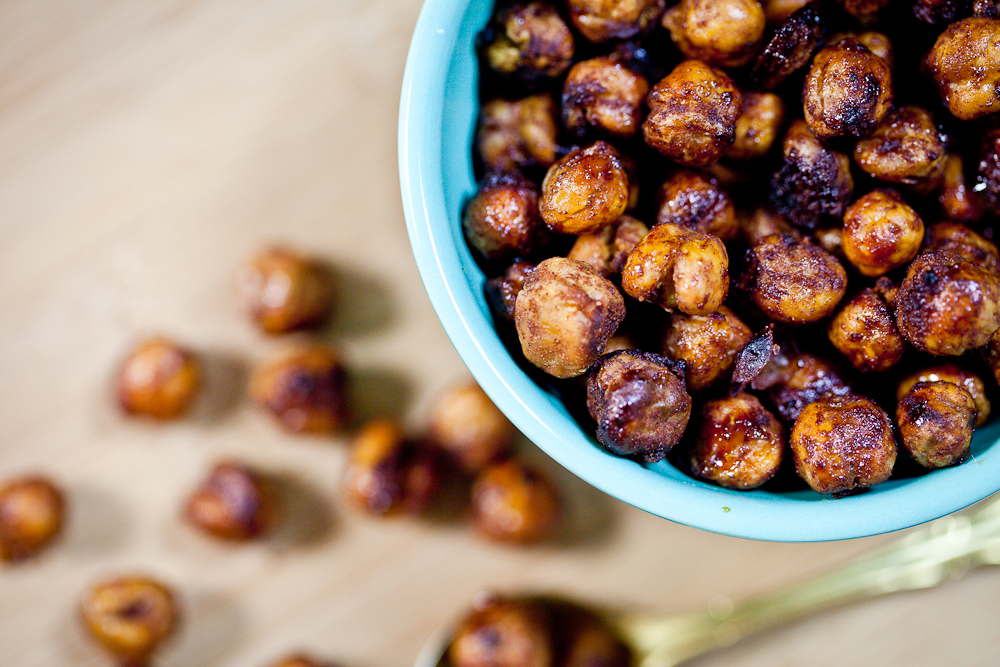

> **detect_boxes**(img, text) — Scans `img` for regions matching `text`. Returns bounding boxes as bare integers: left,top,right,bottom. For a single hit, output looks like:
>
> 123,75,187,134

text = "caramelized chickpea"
485,261,537,324
790,395,896,496
250,344,348,434
567,215,649,278
922,221,1000,275
482,2,575,83
725,92,785,161
81,576,177,666
237,246,332,334
751,4,824,90
464,172,550,266
689,393,784,490
642,60,743,167
940,153,986,224
470,459,562,544
477,95,560,173
449,595,554,667
827,288,906,373
662,0,766,68
0,476,64,563
562,56,650,139
841,189,924,277
183,462,276,541
927,18,1000,120
566,0,666,43
765,353,854,423
853,106,946,189
586,349,692,461
660,306,753,390
655,170,738,241
514,257,626,379
896,363,990,427
116,337,202,420
897,381,976,468
427,380,515,472
539,141,630,234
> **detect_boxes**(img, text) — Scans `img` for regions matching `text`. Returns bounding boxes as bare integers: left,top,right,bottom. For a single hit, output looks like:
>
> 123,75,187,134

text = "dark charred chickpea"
485,261,537,324
896,363,990,427
738,207,800,247
853,107,946,189
464,172,550,266
586,349,693,461
660,306,753,390
562,56,650,139
514,257,626,379
841,189,924,277
449,595,554,667
237,246,332,335
470,459,562,544
642,60,743,167
250,344,348,434
655,170,738,241
914,0,970,24
477,95,560,173
539,141,630,234
790,395,897,496
897,381,976,468
566,0,666,43
0,476,64,563
725,92,785,161
117,337,202,420
427,380,515,472
927,18,1000,120
922,221,1000,275
621,222,730,315
183,462,277,541
661,0,766,68
940,153,987,224
751,4,824,90
974,0,999,17
567,215,649,278
482,2,575,83
803,38,893,141
827,288,907,373
81,576,177,666
689,393,784,490
766,353,854,423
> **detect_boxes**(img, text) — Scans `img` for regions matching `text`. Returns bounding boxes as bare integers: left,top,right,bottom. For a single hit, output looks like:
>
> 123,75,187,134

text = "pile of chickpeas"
465,0,1000,496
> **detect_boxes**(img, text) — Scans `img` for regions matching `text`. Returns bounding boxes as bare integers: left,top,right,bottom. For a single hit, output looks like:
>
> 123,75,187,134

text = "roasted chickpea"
660,306,752,390
897,381,976,468
250,344,348,434
790,395,897,496
81,576,177,666
116,337,202,420
621,222,730,315
927,18,1000,120
661,0,766,68
827,288,906,373
427,380,516,472
803,38,893,141
566,0,666,43
237,246,332,334
689,393,784,490
183,462,277,541
449,595,554,667
763,0,810,22
896,363,990,427
655,170,738,241
586,349,693,461
642,60,743,167
738,207,800,247
477,95,560,173
539,141,630,234
725,92,785,161
751,4,824,90
0,476,64,563
514,257,626,379
940,153,986,224
485,261,537,324
562,56,650,139
744,234,847,324
764,352,854,423
464,172,550,266
567,215,649,278
470,459,562,544
922,221,1000,275
482,2,575,83
853,106,946,189
841,189,924,277
895,250,1000,356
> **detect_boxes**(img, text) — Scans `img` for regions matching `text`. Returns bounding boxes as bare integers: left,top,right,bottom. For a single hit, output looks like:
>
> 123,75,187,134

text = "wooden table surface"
1,1,998,666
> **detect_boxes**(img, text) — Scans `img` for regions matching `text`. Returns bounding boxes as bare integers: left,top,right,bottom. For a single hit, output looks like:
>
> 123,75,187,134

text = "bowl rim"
397,0,1000,542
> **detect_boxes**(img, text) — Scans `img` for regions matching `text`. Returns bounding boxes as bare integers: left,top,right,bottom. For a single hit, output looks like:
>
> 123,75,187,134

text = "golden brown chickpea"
896,381,976,469
567,215,649,278
183,462,277,541
485,261,537,324
790,395,896,496
237,246,332,335
751,4,823,90
725,92,785,161
562,56,650,139
482,2,575,83
642,60,743,167
514,257,626,379
427,380,515,472
660,306,753,390
764,352,854,423
539,141,630,234
586,349,693,461
896,363,990,427
116,337,202,420
464,172,550,266
827,288,906,373
81,576,177,667
250,344,348,434
661,0,766,68
470,459,562,544
689,393,784,490
566,0,666,43
449,595,554,667
802,38,893,141
895,250,1000,356
477,95,561,173
940,153,987,224
621,222,730,315
0,476,64,563
841,189,924,277
744,234,847,324
927,18,1000,120
655,170,738,241
922,221,1000,275
853,107,946,189
738,207,800,247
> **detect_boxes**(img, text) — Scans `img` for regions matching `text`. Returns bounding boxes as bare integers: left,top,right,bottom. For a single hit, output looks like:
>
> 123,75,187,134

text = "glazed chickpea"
922,221,1000,275
659,306,752,390
449,595,554,667
725,92,785,161
464,172,550,266
751,4,823,90
642,60,743,167
927,18,1000,120
744,234,847,324
482,2,574,83
0,476,64,563
738,207,800,247
539,141,630,235
562,56,650,139
250,344,348,434
116,337,202,420
237,246,332,335
655,170,738,241
183,462,277,540
566,0,666,43
897,381,976,469
896,363,990,427
841,189,924,277
427,380,515,472
586,349,692,461
470,459,562,544
940,153,986,224
895,250,1000,356
567,215,649,278
689,393,784,490
477,95,560,173
803,38,893,141
621,222,730,315
765,353,854,423
661,0,766,68
514,257,626,379
853,107,946,189
790,395,897,496
81,576,177,666
827,288,906,373
485,261,537,324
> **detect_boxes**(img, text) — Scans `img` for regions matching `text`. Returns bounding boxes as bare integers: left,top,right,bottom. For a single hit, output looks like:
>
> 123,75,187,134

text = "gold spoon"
417,493,1000,667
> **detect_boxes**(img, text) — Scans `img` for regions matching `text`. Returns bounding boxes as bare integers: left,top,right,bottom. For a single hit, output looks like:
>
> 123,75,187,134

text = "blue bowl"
397,0,1000,541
